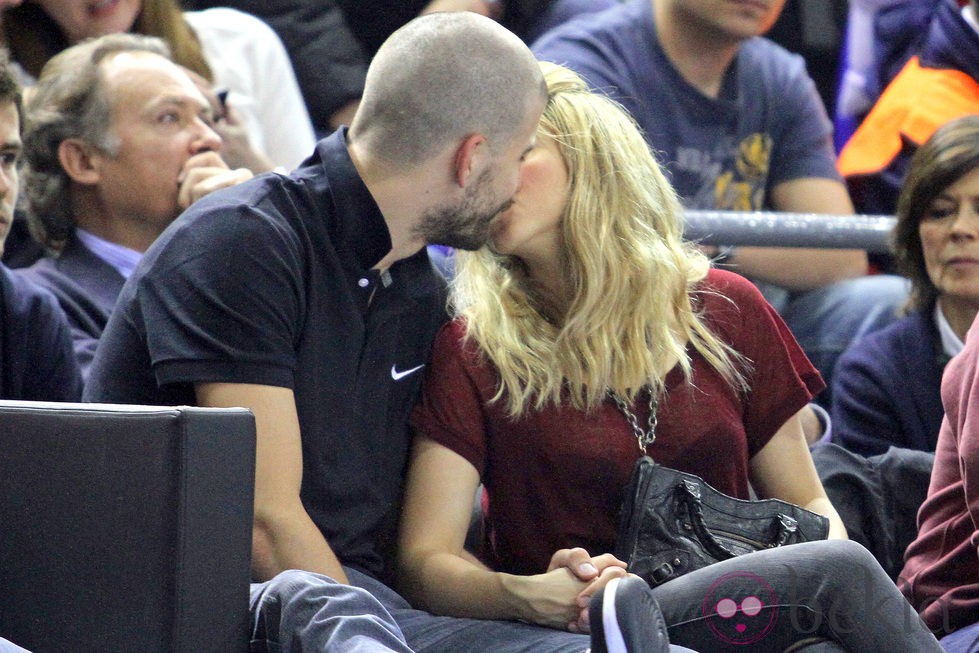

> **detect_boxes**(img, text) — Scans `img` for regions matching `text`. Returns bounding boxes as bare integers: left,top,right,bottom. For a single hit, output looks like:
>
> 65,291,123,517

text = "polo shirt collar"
315,128,392,274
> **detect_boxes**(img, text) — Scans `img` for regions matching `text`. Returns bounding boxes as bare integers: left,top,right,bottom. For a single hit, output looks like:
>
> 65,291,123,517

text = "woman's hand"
179,66,275,173
212,103,275,173
500,566,592,630
501,560,629,632
544,548,630,632
547,547,627,578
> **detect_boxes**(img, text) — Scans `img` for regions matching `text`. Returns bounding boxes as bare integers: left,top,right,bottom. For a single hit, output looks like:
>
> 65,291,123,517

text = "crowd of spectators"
2,1,979,651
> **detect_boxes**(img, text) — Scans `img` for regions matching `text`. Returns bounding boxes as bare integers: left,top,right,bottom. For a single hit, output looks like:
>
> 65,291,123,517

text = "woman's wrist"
497,572,533,621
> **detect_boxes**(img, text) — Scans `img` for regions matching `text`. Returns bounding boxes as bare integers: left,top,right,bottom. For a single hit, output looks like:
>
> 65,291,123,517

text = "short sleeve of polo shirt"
138,195,306,390
699,269,825,456
410,320,495,476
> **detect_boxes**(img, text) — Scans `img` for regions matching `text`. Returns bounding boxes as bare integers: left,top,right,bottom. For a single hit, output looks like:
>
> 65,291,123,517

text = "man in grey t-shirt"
533,0,909,404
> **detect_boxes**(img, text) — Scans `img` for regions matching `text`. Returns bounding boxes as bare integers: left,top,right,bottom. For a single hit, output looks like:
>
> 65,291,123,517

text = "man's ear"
57,138,103,186
453,133,487,188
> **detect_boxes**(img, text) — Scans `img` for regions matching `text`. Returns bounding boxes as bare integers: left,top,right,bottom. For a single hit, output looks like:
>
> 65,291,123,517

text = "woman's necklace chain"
608,389,659,454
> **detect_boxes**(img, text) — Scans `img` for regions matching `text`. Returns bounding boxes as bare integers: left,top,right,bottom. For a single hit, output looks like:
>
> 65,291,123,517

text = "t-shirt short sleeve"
410,320,495,475
700,269,825,456
753,42,841,187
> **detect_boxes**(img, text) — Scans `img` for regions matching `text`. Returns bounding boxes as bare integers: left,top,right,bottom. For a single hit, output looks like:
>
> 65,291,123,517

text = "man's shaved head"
350,12,546,167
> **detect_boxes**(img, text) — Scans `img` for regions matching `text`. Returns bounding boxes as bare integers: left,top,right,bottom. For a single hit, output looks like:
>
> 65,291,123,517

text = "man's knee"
253,569,355,616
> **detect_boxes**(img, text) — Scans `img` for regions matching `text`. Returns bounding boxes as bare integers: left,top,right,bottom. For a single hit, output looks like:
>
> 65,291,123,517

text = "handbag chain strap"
608,388,658,454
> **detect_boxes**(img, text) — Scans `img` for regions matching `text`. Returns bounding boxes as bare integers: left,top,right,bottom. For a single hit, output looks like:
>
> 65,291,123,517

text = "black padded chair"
0,400,256,653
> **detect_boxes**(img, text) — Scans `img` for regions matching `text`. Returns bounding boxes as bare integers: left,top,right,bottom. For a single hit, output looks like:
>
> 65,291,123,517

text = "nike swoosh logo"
391,363,425,381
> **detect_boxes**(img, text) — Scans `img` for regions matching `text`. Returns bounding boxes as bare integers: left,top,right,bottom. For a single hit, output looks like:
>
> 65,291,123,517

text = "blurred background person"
838,0,979,216
2,0,315,170
0,45,81,402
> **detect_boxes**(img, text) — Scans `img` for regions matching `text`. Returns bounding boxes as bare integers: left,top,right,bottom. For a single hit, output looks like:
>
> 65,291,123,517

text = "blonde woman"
399,63,941,652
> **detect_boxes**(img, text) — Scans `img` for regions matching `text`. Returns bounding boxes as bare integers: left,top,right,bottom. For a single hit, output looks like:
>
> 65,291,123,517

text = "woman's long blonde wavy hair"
452,62,745,416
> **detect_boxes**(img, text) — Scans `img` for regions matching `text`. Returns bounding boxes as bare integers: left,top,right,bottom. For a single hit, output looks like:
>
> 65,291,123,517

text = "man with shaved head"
86,12,675,653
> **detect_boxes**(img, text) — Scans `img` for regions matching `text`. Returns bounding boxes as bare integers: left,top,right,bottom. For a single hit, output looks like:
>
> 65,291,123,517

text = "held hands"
551,548,631,633
503,548,629,633
177,151,253,210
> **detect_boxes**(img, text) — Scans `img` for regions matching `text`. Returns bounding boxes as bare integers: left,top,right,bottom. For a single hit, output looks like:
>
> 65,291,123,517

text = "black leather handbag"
614,455,830,588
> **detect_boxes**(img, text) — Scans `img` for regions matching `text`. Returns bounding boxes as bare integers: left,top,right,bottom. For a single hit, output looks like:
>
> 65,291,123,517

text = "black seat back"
0,401,255,653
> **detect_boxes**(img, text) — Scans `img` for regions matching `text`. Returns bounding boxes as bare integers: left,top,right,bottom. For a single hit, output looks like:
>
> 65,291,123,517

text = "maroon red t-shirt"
409,269,824,575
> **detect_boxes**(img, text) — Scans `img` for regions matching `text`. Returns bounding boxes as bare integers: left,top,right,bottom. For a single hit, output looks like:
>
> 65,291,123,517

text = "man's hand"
177,151,252,209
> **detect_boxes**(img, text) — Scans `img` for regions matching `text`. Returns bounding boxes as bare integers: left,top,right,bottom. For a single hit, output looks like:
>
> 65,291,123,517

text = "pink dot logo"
701,571,778,645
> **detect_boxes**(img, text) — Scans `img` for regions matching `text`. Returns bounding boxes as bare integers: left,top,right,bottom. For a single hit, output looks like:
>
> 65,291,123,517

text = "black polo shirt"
85,130,449,578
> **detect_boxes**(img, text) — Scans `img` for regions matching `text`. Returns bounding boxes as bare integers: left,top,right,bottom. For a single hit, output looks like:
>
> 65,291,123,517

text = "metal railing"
683,211,896,253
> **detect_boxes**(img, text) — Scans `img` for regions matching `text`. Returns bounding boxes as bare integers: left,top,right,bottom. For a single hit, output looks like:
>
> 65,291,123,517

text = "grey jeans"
249,570,413,653
349,541,937,653
249,541,938,653
650,539,940,652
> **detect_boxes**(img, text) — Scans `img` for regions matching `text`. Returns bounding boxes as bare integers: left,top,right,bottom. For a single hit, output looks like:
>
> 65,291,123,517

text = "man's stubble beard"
414,168,513,251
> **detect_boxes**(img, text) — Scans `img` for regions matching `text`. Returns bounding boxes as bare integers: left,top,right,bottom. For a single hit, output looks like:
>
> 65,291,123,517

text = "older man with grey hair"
18,33,252,379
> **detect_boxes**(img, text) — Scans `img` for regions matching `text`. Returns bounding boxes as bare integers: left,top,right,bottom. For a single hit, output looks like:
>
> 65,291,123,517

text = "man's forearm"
252,510,348,583
724,246,868,290
195,383,349,584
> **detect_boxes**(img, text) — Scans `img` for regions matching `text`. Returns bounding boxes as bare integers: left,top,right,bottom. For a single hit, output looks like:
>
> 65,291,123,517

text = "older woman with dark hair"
832,115,979,456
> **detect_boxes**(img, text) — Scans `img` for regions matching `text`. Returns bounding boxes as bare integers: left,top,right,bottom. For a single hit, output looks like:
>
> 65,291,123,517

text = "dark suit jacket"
0,264,82,400
18,238,126,380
